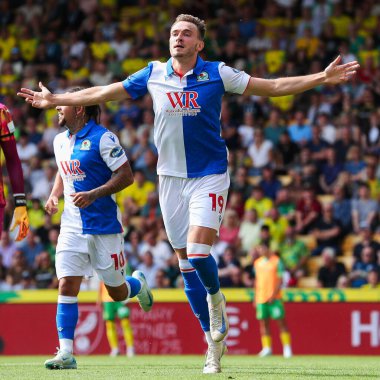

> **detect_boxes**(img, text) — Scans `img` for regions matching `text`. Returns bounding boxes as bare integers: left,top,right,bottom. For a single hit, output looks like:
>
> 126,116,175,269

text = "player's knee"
107,285,128,301
59,277,81,296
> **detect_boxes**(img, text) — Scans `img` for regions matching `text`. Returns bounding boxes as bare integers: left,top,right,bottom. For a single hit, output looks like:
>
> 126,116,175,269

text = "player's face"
169,21,204,59
56,104,77,128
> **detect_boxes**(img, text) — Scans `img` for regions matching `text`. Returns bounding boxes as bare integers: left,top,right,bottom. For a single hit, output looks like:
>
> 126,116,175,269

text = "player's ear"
197,40,204,52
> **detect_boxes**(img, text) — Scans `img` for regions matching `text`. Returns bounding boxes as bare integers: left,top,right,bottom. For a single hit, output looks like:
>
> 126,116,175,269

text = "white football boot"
44,348,77,369
203,341,227,374
207,293,229,342
132,270,154,312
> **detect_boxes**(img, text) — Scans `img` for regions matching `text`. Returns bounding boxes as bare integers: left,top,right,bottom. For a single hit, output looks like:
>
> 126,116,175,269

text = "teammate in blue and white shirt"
42,88,153,370
19,14,359,374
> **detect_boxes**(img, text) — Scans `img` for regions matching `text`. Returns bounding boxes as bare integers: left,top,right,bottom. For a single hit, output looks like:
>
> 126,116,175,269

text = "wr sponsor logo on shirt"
166,91,201,117
60,160,86,182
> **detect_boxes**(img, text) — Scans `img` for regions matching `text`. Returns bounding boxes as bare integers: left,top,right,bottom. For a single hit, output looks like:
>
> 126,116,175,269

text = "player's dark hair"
173,14,206,40
68,87,101,124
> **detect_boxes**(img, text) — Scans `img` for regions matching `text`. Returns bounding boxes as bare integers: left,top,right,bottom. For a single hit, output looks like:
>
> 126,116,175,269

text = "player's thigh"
256,303,270,320
159,175,189,249
88,234,126,287
269,300,285,320
55,232,92,280
189,172,230,231
103,302,117,321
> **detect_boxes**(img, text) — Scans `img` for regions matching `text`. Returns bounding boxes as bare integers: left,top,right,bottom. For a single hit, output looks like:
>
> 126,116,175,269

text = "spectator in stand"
33,251,58,289
28,198,45,231
288,110,312,145
276,131,300,169
311,203,342,256
124,230,144,270
238,209,262,256
264,109,287,147
5,249,33,290
263,208,288,247
361,112,380,154
259,165,282,200
361,269,380,289
350,246,379,288
140,231,173,270
237,112,255,149
16,131,38,176
351,182,378,234
245,186,273,219
218,245,241,288
319,147,345,194
31,160,57,202
295,185,322,234
230,166,253,202
317,247,347,288
275,187,296,222
0,230,18,269
116,170,155,216
344,145,366,185
137,250,159,289
333,125,358,164
247,128,273,175
357,159,380,201
353,224,380,264
155,268,171,288
316,112,337,144
16,228,44,268
219,209,240,246
332,186,352,235
306,124,329,165
226,191,245,220
279,224,309,287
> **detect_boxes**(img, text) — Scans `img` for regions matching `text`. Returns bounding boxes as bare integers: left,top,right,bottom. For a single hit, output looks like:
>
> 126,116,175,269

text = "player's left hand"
17,82,54,109
70,191,96,209
10,206,30,241
324,56,360,85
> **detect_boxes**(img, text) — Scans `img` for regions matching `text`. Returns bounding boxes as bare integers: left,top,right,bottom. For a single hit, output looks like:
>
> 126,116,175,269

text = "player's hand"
17,82,53,109
70,191,96,209
324,56,360,85
45,196,59,215
10,206,29,241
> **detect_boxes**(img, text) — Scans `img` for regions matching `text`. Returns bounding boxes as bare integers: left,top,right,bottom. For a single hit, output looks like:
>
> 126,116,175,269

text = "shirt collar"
67,119,95,138
165,55,206,77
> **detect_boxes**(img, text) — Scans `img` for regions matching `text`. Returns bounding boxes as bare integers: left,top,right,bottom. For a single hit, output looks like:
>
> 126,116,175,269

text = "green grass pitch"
1,355,380,379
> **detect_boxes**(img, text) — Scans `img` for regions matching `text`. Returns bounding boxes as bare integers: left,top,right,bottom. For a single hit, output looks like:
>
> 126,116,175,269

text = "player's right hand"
45,195,59,215
17,82,53,109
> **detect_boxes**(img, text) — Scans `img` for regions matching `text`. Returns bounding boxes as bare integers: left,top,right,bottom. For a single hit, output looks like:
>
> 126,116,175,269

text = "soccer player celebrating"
0,103,29,241
42,88,153,370
254,243,292,358
19,14,359,373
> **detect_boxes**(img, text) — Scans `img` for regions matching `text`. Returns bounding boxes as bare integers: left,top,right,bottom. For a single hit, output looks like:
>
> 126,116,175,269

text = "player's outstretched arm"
71,161,134,209
244,56,360,97
17,81,130,109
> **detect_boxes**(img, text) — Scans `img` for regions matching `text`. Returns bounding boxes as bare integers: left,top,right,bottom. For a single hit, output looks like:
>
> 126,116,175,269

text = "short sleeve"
218,62,251,94
122,63,153,100
100,131,128,172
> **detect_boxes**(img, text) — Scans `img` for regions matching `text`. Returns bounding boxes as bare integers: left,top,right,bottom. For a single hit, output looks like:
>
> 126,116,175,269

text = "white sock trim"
59,338,74,354
58,295,78,304
125,280,132,299
187,243,212,256
178,259,194,270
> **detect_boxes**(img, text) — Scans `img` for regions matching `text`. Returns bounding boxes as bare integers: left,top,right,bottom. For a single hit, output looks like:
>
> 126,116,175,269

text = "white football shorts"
159,172,230,249
55,232,126,287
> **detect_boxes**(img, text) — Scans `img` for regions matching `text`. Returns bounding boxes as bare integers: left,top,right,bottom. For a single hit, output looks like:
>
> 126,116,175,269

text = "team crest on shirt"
80,139,91,150
196,71,209,81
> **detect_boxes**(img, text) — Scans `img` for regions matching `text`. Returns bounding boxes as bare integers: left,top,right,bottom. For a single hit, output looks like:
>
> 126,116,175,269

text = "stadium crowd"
1,0,380,291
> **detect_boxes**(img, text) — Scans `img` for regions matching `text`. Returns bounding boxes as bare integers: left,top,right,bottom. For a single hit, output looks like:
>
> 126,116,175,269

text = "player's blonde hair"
172,14,206,40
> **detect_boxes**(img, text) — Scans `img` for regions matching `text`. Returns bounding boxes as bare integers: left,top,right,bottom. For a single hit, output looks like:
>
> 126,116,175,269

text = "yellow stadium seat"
130,216,144,230
342,234,361,254
248,176,261,186
317,194,334,205
307,256,322,276
297,235,317,251
297,276,318,288
278,175,292,186
337,256,354,271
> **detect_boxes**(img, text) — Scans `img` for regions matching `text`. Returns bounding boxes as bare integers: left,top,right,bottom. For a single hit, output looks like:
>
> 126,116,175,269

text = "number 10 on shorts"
209,193,224,213
111,252,125,270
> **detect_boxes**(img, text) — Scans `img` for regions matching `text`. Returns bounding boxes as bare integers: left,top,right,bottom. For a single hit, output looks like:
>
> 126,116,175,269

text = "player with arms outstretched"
19,14,359,373
42,88,152,370
0,103,29,241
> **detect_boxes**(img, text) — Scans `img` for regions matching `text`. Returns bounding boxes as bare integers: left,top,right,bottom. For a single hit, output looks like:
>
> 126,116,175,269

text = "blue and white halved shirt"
54,119,128,235
122,56,250,178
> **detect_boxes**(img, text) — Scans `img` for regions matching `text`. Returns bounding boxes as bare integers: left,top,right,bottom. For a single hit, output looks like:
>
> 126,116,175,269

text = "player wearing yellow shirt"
99,280,135,357
254,243,292,358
